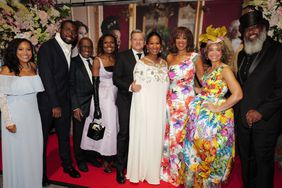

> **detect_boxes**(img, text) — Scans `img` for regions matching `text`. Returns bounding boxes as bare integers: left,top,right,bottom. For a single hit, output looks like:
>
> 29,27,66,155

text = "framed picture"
134,2,202,54
178,4,196,35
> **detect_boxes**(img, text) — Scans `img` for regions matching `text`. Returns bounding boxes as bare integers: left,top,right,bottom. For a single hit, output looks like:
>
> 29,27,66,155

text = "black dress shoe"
78,162,88,172
116,170,125,184
42,177,50,187
88,158,102,168
63,167,81,178
103,162,112,173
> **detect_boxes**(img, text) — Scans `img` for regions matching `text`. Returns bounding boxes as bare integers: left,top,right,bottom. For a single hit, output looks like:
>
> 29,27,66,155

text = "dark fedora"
239,10,269,34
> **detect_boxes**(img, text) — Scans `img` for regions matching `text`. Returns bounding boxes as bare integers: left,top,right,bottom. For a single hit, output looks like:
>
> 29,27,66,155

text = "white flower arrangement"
0,0,70,53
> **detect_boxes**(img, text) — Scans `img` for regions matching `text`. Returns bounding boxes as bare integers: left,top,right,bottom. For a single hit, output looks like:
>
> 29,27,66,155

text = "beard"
244,29,267,55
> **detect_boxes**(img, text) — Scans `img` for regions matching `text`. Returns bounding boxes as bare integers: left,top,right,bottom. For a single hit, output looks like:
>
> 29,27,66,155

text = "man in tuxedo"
70,37,95,172
236,9,282,188
113,30,145,184
37,20,80,186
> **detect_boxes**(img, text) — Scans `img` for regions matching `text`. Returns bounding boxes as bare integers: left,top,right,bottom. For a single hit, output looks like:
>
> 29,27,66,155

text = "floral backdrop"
0,0,70,54
243,0,282,42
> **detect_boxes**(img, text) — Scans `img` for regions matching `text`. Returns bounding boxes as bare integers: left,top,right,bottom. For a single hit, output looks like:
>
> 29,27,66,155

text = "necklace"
143,57,166,68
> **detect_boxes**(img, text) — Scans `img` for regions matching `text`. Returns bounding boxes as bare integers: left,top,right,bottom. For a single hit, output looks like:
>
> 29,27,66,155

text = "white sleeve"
133,62,145,84
0,93,14,127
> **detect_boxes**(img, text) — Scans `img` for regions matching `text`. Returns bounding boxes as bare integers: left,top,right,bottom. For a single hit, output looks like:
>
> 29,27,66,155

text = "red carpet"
45,134,282,188
0,134,282,187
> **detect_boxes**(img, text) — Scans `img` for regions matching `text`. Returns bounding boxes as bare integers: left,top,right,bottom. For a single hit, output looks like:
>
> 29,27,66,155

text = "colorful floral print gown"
160,52,200,186
183,66,235,188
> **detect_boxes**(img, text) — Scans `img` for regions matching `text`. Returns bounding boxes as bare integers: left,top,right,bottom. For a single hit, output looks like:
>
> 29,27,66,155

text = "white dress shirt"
132,49,144,62
79,54,93,84
55,33,72,68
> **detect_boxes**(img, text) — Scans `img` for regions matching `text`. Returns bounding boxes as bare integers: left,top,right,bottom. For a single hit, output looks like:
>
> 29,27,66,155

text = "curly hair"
3,38,34,76
170,26,194,53
97,34,118,56
205,41,230,64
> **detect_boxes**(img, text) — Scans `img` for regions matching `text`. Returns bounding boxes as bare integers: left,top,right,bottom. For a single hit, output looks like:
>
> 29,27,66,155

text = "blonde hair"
130,29,144,39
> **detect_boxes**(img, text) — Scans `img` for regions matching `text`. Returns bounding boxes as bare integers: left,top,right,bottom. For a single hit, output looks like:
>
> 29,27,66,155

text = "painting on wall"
71,2,203,52
178,4,196,34
135,2,199,56
139,3,175,54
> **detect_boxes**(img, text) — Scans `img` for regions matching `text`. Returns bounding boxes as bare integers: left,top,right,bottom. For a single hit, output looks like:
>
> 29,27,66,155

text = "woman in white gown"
0,38,44,188
80,34,119,173
126,31,169,185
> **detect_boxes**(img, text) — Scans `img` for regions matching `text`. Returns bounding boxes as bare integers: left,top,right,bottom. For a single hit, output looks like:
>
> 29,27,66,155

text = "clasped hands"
246,109,262,128
52,107,62,118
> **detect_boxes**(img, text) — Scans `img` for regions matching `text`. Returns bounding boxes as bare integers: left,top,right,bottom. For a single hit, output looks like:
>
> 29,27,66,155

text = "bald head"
78,37,93,58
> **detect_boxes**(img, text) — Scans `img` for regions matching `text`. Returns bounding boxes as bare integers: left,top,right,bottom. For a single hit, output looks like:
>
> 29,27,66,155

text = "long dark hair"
145,31,162,57
3,38,34,76
97,34,118,56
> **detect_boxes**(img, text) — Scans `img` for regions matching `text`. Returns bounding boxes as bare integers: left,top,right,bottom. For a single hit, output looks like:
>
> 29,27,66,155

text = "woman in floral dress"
183,36,242,187
160,27,204,186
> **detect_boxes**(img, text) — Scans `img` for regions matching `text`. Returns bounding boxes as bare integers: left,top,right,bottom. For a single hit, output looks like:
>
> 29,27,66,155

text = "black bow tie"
137,53,142,59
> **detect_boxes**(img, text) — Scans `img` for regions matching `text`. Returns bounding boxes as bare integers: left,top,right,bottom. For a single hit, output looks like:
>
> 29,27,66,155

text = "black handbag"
87,118,105,141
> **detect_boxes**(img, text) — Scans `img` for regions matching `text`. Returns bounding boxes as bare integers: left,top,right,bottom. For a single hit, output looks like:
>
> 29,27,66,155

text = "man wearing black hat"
236,8,282,188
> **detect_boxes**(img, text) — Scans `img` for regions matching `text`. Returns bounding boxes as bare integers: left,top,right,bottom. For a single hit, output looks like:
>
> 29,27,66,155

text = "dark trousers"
116,96,131,172
73,116,101,163
237,124,278,188
72,117,87,164
39,106,72,179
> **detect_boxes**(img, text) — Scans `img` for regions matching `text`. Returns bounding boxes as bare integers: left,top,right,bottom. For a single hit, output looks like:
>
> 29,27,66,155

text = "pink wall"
202,0,243,32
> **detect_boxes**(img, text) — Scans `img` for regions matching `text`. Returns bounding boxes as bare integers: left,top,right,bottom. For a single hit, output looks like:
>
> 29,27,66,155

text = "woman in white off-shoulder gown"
0,38,44,188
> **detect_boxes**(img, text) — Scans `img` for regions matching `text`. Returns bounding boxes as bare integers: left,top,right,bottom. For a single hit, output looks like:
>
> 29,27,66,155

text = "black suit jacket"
69,55,93,117
236,37,282,129
113,49,136,101
37,38,70,110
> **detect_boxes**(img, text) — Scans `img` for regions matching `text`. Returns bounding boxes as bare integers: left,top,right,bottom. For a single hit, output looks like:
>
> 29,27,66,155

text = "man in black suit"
37,20,80,186
70,37,95,172
236,9,282,188
113,30,145,184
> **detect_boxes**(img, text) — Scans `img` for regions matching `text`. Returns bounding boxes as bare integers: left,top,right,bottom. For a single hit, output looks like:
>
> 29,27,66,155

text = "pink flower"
277,7,282,17
39,10,48,26
30,35,39,46
168,71,176,79
268,0,276,10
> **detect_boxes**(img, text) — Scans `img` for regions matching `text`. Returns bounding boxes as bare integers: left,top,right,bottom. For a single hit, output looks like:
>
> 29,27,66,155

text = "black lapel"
52,39,69,70
129,49,136,65
248,38,271,76
78,56,92,85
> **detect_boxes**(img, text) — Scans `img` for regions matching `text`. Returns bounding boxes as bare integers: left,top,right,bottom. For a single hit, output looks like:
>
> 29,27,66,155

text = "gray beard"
244,30,267,55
